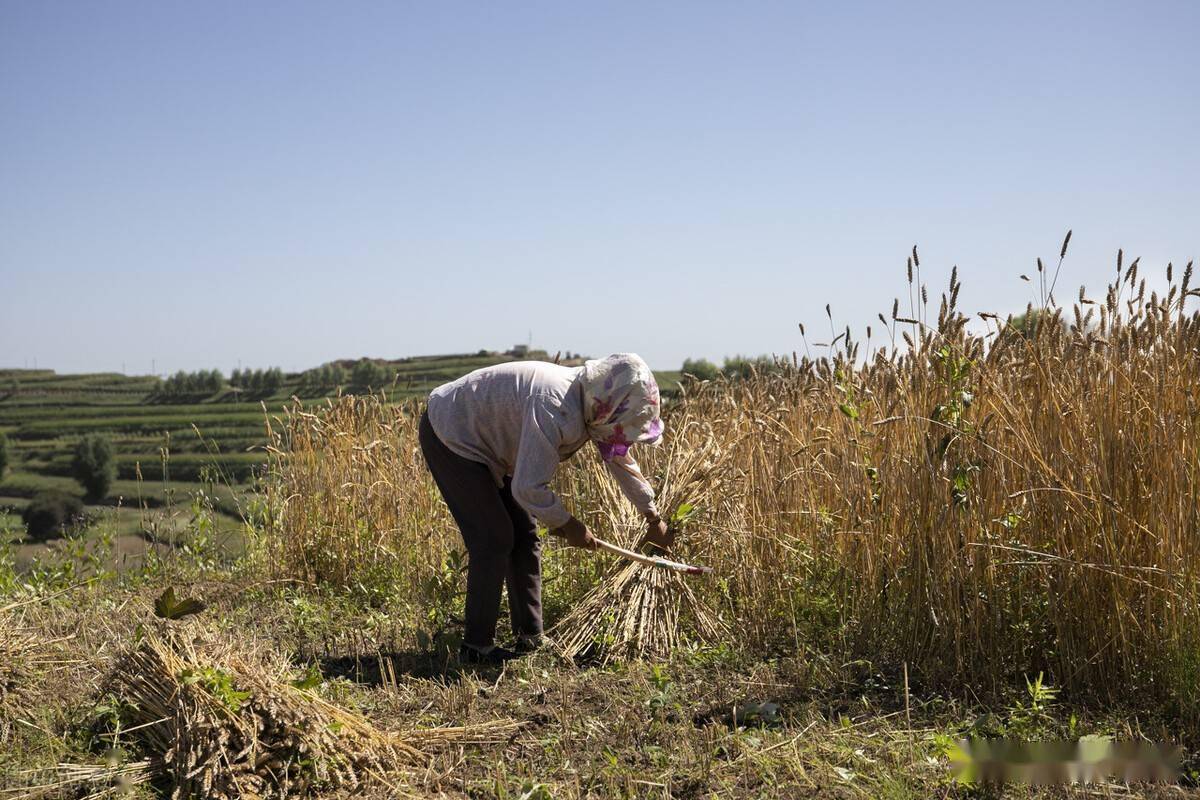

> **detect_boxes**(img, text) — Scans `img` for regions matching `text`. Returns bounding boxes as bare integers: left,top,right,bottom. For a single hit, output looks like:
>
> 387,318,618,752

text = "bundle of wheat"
551,413,743,662
107,631,515,799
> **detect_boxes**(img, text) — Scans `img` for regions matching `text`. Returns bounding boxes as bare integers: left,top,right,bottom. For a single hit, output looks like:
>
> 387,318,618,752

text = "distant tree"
1008,308,1067,338
204,369,225,393
71,433,116,502
0,431,8,477
681,358,720,381
352,359,386,389
22,490,85,542
167,370,189,395
329,364,347,388
265,367,284,392
722,354,780,379
351,359,368,387
230,367,243,388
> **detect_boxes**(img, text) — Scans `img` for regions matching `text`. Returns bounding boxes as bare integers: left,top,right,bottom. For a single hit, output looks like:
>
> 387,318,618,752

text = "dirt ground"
1,578,1195,799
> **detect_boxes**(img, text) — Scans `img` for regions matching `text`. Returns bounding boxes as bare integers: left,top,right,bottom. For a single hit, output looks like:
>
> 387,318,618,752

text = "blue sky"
2,1,1197,374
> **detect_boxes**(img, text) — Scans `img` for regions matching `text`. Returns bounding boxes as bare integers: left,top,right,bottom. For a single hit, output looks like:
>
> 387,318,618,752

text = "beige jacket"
426,361,658,528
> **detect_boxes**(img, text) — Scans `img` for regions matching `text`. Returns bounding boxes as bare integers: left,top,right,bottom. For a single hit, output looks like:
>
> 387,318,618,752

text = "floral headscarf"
580,353,664,461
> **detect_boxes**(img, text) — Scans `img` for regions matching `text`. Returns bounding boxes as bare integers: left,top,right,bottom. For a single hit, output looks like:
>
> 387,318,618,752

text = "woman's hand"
641,515,674,552
551,517,598,550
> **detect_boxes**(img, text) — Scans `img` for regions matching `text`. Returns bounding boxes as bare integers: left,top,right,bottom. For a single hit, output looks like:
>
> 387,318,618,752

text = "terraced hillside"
0,354,680,565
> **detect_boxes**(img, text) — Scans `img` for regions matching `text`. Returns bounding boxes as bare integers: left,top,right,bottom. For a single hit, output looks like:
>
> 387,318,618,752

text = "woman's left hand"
642,516,674,553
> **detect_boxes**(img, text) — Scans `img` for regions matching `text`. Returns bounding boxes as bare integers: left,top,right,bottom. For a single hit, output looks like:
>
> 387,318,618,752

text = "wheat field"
263,245,1200,722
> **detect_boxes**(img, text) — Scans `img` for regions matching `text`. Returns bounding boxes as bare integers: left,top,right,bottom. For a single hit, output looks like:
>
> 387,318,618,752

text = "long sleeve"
511,398,573,529
604,451,659,518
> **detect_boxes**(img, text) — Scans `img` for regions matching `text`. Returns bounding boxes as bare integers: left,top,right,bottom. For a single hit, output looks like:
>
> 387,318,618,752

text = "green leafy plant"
670,502,699,527
646,663,678,714
178,665,251,712
415,548,466,651
291,663,324,691
1006,672,1060,737
154,586,206,620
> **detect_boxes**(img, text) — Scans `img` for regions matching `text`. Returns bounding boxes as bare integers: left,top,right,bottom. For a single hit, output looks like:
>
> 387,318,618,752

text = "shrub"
351,359,387,389
72,433,116,501
329,364,347,387
681,358,720,381
22,489,85,541
1008,307,1068,338
722,354,782,379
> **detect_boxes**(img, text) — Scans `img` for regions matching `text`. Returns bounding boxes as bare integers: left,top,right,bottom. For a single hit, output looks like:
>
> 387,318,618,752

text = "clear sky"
2,1,1197,375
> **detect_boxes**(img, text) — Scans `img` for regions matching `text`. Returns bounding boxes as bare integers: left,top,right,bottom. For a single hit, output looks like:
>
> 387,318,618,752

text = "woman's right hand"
551,517,598,550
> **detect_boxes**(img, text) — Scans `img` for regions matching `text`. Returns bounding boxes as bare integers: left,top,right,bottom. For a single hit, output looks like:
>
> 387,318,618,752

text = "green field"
0,355,681,548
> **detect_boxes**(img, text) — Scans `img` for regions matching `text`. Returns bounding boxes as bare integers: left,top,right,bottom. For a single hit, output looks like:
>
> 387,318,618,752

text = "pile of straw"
5,760,155,799
551,414,741,662
107,631,514,799
0,613,44,746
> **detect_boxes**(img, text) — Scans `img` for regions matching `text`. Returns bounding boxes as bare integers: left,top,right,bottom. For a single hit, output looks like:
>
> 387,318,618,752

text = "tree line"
158,367,285,396
299,360,392,391
680,355,789,381
154,360,395,398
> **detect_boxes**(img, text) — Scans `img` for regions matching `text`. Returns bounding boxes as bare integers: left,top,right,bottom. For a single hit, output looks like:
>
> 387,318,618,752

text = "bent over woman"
418,353,671,664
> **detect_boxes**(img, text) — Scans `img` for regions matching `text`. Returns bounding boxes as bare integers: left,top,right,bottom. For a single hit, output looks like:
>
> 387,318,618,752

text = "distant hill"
0,352,680,544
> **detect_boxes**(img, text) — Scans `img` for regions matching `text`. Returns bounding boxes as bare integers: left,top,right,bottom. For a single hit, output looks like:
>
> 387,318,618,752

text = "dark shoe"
459,644,519,665
511,635,544,654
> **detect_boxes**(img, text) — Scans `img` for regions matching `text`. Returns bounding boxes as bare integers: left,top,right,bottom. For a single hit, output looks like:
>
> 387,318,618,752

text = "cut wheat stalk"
1,760,154,800
550,415,741,662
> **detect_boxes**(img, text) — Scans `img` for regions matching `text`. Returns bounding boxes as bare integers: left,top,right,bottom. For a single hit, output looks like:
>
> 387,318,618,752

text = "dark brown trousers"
418,410,542,648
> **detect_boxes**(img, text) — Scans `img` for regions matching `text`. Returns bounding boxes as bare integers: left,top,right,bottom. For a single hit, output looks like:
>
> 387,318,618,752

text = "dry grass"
261,395,451,593
0,613,41,747
261,247,1200,719
0,600,81,752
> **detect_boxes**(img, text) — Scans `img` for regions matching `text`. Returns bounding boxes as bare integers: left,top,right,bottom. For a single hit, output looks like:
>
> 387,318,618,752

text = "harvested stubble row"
106,630,517,799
